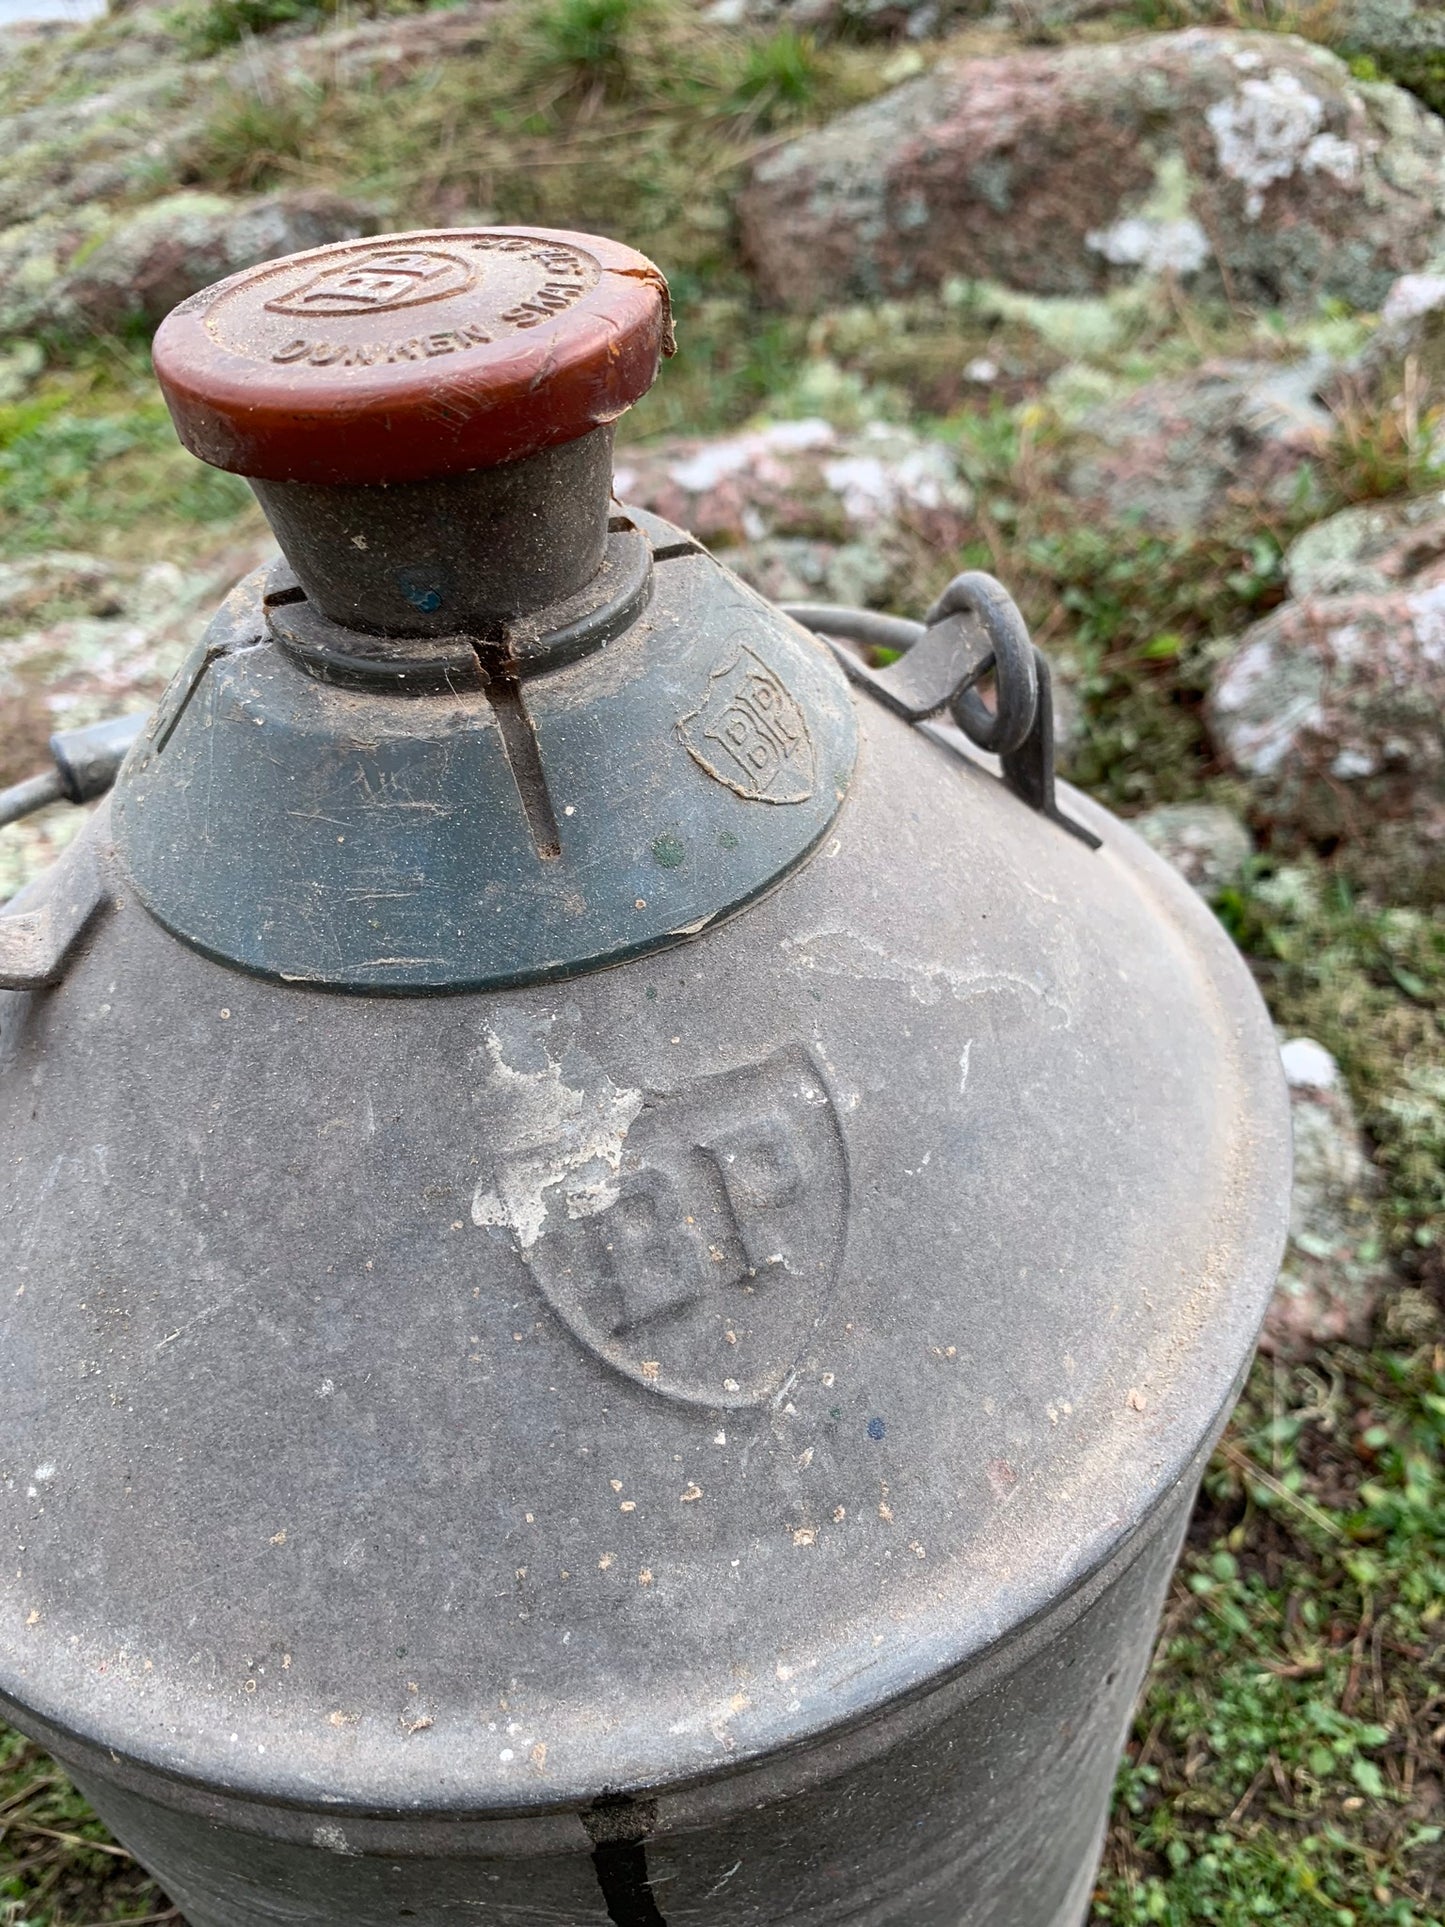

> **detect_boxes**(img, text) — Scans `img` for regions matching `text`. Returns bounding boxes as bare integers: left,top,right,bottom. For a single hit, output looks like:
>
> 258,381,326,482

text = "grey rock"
1063,356,1331,531
721,535,895,609
741,29,1445,314
1133,802,1254,898
701,0,985,34
1208,572,1445,850
1284,488,1445,599
1335,0,1445,63
1344,268,1445,399
613,418,975,605
1262,1036,1390,1355
47,190,378,338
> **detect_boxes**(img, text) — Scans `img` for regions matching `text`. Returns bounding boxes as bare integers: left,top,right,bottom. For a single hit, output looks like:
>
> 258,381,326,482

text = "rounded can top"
151,226,673,485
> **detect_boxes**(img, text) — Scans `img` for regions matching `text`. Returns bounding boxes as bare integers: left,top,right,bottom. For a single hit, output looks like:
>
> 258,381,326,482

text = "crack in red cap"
152,226,673,487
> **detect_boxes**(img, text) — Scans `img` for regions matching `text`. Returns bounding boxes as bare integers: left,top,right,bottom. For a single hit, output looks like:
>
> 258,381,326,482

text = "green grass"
0,357,249,561
0,1727,172,1922
177,1,885,275
1097,1339,1445,1925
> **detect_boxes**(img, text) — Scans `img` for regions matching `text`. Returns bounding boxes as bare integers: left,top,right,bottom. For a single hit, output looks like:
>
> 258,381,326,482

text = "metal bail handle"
924,571,1038,758
783,573,1101,850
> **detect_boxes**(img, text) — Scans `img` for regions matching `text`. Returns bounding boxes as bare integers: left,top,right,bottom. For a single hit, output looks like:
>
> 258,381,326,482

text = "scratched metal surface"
111,519,857,994
0,541,1289,1923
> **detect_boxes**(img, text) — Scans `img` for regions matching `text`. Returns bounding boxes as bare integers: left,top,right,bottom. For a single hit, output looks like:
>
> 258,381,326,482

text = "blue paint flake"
867,1417,886,1441
398,574,443,613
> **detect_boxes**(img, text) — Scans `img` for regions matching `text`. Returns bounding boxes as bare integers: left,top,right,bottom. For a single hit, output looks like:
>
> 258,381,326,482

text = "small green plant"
183,82,324,192
723,28,824,128
1346,49,1445,120
1326,364,1445,505
527,0,651,99
175,0,337,58
0,359,250,559
1099,1334,1445,1926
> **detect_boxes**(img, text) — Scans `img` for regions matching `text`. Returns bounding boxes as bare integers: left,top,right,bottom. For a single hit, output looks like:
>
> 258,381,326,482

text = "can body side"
50,1473,1191,1927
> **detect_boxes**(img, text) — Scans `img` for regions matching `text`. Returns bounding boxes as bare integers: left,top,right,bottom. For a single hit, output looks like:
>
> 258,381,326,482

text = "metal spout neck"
250,427,616,639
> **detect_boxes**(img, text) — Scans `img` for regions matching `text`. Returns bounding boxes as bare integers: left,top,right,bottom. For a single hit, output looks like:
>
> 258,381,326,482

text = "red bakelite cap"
152,227,673,487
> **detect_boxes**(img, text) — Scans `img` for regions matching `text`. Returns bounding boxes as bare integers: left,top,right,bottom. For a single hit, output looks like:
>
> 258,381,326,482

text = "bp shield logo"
266,248,475,317
473,1044,847,1407
680,645,816,804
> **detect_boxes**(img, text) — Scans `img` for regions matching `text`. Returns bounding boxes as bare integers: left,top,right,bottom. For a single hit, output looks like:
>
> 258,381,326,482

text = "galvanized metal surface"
784,585,1097,849
0,220,1292,1927
0,619,1289,1918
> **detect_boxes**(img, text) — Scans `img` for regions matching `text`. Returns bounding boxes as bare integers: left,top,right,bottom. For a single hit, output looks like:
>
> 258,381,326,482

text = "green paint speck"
646,986,657,1001
718,830,739,850
652,833,686,869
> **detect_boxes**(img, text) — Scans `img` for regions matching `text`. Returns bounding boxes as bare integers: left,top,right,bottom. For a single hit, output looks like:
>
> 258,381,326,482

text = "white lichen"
1086,213,1211,277
1206,71,1327,220
1303,132,1359,187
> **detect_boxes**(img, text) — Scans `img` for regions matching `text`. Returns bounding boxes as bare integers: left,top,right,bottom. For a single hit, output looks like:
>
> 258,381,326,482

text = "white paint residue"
958,1040,974,1097
470,1030,642,1250
1207,71,1325,219
782,927,1070,1026
312,1825,358,1856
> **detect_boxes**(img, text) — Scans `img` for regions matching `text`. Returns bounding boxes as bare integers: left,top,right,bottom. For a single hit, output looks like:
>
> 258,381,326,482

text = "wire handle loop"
923,572,1039,759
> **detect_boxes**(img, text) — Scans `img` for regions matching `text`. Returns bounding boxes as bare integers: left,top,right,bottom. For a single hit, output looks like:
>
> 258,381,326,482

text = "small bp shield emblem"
680,646,815,804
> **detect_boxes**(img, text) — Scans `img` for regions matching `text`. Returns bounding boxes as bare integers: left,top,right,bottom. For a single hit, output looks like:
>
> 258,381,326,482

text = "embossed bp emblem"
473,1043,846,1407
266,248,476,317
679,646,815,804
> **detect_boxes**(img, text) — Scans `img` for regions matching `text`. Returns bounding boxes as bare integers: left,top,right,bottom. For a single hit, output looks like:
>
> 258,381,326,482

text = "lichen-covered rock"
1344,268,1445,399
0,552,123,625
1061,356,1331,531
1336,0,1445,68
1207,575,1445,848
0,188,377,340
1133,802,1254,898
0,531,278,903
740,29,1445,313
1284,488,1445,598
701,0,983,35
0,63,200,233
0,208,111,338
0,5,489,235
48,190,377,337
1263,1036,1391,1355
613,418,974,604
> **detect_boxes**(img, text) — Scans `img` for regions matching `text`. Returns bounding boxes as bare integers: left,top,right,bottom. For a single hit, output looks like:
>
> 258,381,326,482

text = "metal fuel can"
0,227,1292,1927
